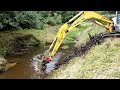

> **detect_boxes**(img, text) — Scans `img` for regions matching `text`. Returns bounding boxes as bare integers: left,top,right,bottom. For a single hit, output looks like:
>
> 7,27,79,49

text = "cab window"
117,14,120,24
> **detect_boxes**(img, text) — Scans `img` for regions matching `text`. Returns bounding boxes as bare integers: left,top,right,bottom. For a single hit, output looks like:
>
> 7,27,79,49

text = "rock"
0,57,7,64
0,57,17,72
0,57,7,71
6,62,17,70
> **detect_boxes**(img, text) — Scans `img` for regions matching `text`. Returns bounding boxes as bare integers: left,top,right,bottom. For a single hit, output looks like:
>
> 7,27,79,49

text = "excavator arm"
43,11,114,62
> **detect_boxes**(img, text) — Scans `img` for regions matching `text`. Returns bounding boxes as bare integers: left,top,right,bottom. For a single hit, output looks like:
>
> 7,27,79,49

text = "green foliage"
47,14,62,25
64,25,89,43
0,11,115,30
27,36,40,46
60,11,79,22
0,11,45,30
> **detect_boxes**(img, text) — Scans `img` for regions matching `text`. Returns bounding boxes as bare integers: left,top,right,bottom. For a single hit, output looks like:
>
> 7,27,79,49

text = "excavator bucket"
32,52,62,75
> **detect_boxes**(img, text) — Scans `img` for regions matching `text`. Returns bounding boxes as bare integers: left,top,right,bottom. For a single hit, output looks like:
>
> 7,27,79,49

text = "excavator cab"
116,11,120,26
112,11,120,32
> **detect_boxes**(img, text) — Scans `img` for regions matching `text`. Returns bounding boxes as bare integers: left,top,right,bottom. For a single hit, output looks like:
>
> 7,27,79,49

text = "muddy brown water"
0,46,47,79
0,43,75,79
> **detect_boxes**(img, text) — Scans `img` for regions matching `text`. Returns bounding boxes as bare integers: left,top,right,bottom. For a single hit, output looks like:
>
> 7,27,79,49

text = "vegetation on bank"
0,23,90,57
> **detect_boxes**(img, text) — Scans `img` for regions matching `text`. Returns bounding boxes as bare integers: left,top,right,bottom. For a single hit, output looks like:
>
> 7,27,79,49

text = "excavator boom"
43,11,114,62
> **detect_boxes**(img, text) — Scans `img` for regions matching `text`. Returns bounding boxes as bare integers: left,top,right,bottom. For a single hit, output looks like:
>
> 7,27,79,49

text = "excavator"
35,11,120,74
40,11,115,64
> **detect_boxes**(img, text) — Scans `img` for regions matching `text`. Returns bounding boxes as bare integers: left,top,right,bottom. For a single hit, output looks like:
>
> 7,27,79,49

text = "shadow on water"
0,42,76,79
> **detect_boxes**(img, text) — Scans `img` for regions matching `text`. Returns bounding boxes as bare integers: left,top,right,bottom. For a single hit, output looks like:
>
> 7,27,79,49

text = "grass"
75,23,106,47
7,25,61,43
61,45,69,49
63,25,89,43
47,22,120,79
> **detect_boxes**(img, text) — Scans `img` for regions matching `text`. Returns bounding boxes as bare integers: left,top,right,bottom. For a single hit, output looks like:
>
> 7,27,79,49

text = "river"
0,46,48,79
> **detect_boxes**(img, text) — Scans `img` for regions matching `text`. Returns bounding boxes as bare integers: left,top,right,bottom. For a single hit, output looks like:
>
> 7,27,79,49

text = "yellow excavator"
41,11,115,63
